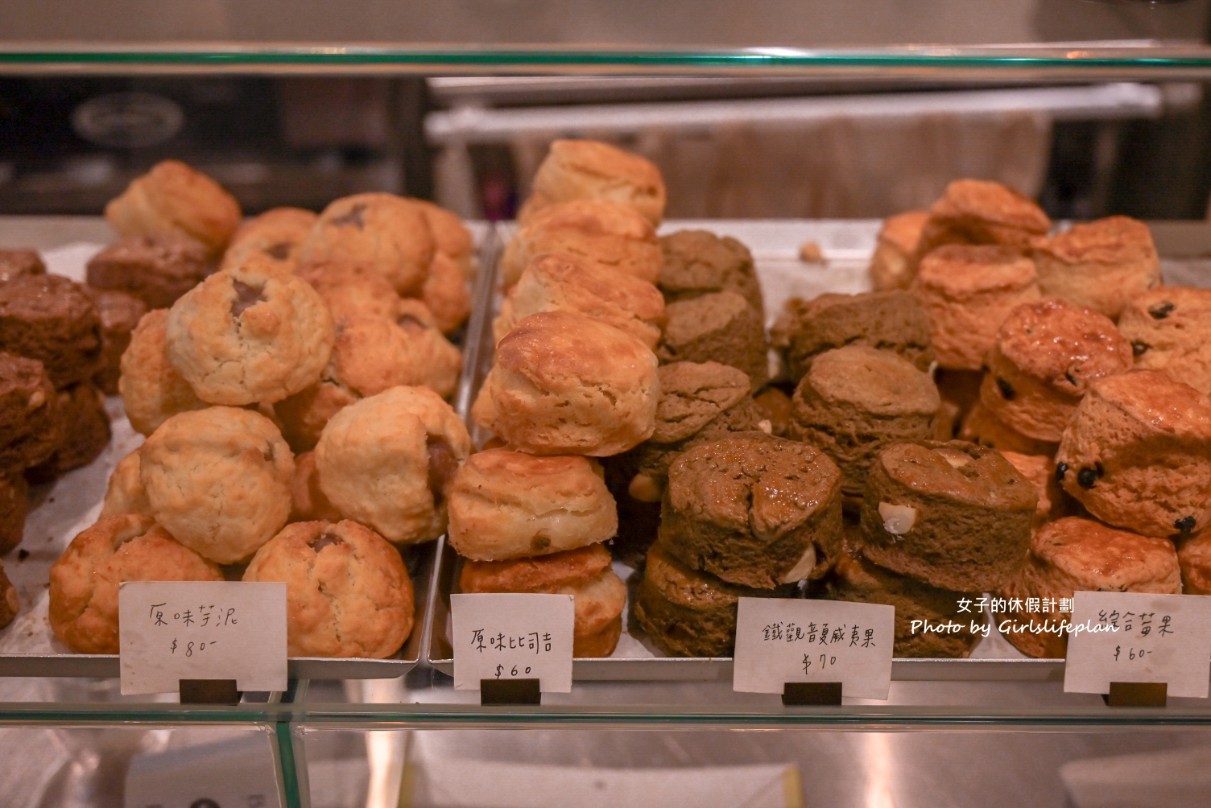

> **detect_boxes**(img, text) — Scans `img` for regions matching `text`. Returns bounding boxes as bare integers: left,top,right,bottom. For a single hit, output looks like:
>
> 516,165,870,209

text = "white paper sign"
451,593,574,693
1064,591,1211,699
119,581,288,696
733,598,895,699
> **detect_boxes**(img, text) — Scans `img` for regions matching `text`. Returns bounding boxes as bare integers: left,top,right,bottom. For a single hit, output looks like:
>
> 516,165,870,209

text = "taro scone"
658,229,764,319
86,235,213,310
788,345,939,502
1055,370,1211,539
980,298,1131,442
771,290,933,382
1117,286,1211,396
857,440,1036,592
658,290,768,389
0,273,102,387
0,351,61,474
658,432,842,588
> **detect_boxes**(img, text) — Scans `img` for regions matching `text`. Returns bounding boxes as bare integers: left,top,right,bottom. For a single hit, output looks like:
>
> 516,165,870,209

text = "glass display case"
3,2,1211,806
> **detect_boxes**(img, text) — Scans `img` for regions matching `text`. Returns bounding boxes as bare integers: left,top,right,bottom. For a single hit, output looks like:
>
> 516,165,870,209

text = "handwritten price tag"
733,598,895,699
118,581,287,696
1064,591,1211,699
451,593,574,693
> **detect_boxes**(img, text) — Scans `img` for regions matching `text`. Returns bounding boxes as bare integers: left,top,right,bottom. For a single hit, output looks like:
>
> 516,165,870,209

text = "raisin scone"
1117,286,1211,396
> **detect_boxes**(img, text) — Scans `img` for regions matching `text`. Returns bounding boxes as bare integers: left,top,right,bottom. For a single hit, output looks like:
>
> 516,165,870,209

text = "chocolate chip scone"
0,273,102,387
294,260,403,324
220,207,318,275
658,229,764,319
118,308,208,436
1117,286,1211,396
86,235,214,310
1031,216,1160,320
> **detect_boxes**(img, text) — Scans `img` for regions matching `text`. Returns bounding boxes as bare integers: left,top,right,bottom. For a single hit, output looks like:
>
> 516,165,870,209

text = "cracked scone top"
165,255,335,406
243,519,414,659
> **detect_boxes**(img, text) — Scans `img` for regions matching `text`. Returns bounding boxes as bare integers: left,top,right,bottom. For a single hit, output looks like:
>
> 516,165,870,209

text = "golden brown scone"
243,520,414,658
447,448,617,561
166,255,336,406
913,178,1051,266
912,244,1041,371
289,450,343,523
958,399,1058,457
410,198,475,274
998,450,1065,527
1056,370,1211,539
495,252,666,349
870,209,929,291
518,139,666,227
1118,286,1211,396
419,252,472,335
220,207,318,274
118,309,208,436
980,299,1131,442
999,516,1181,658
140,407,295,564
1031,216,1160,320
297,193,435,296
100,448,153,520
0,473,28,555
1178,532,1211,595
294,260,403,324
472,311,659,457
49,514,223,654
104,160,242,259
500,199,662,289
0,560,18,629
315,386,471,544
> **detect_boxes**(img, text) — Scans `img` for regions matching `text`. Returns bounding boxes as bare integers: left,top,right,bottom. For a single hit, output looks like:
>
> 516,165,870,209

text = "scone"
658,291,768,389
471,311,659,457
411,198,475,275
980,299,1131,442
26,382,111,482
86,235,214,310
118,308,208,436
1117,286,1211,395
857,440,1036,592
0,472,28,554
518,139,666,227
315,386,471,544
220,207,318,274
0,273,102,387
997,450,1065,527
658,432,842,588
934,368,983,441
294,260,403,325
999,516,1181,658
1178,532,1211,595
459,544,626,657
958,399,1058,457
658,229,764,319
166,255,335,405
288,450,342,523
446,448,617,561
243,520,414,658
0,351,62,474
0,248,45,283
0,561,17,628
913,178,1051,264
869,210,929,291
92,288,148,396
140,407,295,564
1031,216,1160,320
912,244,1041,371
104,159,242,259
420,251,472,335
100,448,152,520
49,514,224,654
1055,370,1211,538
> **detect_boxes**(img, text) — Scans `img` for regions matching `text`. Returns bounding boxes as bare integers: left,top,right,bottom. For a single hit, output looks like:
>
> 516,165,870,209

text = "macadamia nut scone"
658,229,765,319
472,311,659,456
913,244,1041,371
913,178,1051,264
518,138,667,227
858,440,1036,592
315,386,470,544
658,432,843,588
166,256,335,405
1118,286,1211,395
869,209,929,291
220,207,318,274
1056,370,1211,538
297,192,435,295
658,290,768,389
1031,216,1160,320
140,407,295,564
0,273,102,388
980,298,1131,442
49,514,223,654
447,448,617,561
118,309,208,436
86,235,214,310
243,520,414,658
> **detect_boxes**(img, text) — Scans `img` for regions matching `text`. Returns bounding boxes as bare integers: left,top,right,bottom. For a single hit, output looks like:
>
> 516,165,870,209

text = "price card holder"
481,678,542,705
179,678,240,705
1104,681,1168,708
450,593,575,694
782,681,843,706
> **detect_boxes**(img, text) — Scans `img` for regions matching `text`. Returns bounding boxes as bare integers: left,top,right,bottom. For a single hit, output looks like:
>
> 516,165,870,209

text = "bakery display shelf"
426,217,1211,683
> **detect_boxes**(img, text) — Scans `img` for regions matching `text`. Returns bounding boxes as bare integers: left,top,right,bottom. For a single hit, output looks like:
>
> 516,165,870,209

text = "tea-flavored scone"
958,399,1058,457
472,311,659,457
980,299,1131,442
999,516,1181,658
788,345,939,502
500,199,662,289
26,383,111,482
118,309,208,436
913,178,1051,265
1031,216,1160,320
220,207,318,274
294,260,402,324
166,255,335,405
658,229,764,320
0,273,102,388
825,549,982,658
315,386,471,544
419,252,471,335
100,448,152,520
86,235,214,310
998,451,1065,527
447,448,617,561
1178,532,1211,595
0,351,61,473
288,450,342,523
0,473,28,554
658,291,768,389
494,252,666,349
297,192,435,295
771,291,933,382
753,385,793,437
658,432,843,588
243,519,414,658
140,407,295,564
858,440,1036,592
869,210,929,291
913,244,1041,371
92,289,148,396
0,248,45,283
1117,286,1211,396
0,561,17,628
49,514,224,654
1055,370,1211,539
518,138,666,227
